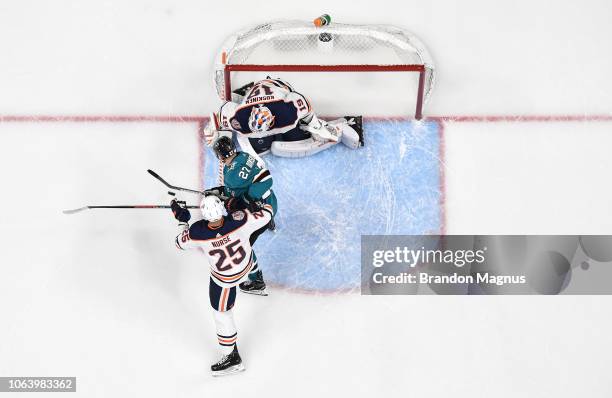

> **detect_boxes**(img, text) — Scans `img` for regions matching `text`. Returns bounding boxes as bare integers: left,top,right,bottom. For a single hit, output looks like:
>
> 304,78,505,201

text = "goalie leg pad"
281,126,310,142
271,137,337,158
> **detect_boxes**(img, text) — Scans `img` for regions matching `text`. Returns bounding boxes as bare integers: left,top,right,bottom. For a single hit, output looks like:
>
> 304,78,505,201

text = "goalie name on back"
205,77,363,160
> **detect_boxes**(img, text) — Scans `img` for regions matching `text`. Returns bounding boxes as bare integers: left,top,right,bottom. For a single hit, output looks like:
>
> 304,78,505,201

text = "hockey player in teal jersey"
212,136,278,217
210,135,277,295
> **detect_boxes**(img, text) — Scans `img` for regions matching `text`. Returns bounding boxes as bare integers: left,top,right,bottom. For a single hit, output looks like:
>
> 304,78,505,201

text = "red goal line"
429,114,612,123
1,114,611,124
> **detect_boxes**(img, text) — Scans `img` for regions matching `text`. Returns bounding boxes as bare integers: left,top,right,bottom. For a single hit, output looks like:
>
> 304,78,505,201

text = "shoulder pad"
285,91,311,118
218,102,239,130
188,220,216,240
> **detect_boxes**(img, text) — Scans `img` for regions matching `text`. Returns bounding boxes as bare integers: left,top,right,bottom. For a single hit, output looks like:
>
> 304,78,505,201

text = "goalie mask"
248,105,275,133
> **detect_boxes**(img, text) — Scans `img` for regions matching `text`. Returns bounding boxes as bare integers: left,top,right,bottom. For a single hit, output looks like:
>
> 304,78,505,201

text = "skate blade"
240,288,269,296
211,363,245,377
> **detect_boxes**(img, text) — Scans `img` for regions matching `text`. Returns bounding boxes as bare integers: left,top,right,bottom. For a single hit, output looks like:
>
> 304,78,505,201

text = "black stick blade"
147,169,205,196
147,169,170,185
147,169,160,179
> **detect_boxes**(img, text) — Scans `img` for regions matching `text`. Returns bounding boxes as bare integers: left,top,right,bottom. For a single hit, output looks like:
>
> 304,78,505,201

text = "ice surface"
444,120,612,233
1,1,612,397
204,120,442,290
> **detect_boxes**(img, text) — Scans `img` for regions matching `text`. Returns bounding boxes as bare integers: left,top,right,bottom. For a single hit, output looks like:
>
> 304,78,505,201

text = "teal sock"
248,253,259,281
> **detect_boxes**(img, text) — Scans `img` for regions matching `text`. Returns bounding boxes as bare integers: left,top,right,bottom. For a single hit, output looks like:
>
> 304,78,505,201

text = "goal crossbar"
224,64,427,120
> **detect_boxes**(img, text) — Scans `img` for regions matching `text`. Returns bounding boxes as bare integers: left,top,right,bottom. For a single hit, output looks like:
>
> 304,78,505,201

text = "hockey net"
213,20,435,119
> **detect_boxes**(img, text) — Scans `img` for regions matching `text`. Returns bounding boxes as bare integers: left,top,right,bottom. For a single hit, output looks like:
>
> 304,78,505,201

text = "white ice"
0,1,611,397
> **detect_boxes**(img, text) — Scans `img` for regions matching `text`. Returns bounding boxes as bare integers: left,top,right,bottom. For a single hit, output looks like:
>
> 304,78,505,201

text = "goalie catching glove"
203,113,233,148
203,112,219,147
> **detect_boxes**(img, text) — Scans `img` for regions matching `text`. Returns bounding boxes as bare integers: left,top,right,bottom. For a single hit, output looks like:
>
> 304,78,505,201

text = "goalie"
204,77,364,161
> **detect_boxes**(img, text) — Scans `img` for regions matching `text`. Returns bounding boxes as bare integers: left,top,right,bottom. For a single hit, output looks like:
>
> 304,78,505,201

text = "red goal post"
214,20,435,120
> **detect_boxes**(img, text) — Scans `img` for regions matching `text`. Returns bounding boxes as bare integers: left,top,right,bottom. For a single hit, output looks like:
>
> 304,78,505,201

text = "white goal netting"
213,20,436,118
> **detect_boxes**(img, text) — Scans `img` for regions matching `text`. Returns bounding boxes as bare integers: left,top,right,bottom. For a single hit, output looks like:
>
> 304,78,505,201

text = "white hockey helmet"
248,105,275,133
200,195,225,222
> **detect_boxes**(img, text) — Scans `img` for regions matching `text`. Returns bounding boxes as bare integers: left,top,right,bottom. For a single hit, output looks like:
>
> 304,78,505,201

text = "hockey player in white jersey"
171,194,273,376
204,77,364,162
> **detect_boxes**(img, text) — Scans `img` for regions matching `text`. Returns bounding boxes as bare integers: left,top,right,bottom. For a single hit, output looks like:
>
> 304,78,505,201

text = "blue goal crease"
202,120,442,291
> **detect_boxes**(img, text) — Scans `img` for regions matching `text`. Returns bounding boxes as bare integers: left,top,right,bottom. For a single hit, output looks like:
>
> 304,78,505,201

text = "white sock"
213,309,237,355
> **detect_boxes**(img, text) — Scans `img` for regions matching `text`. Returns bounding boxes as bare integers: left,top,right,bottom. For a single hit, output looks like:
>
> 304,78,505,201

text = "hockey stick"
147,169,206,195
148,170,275,231
147,169,227,199
63,204,199,215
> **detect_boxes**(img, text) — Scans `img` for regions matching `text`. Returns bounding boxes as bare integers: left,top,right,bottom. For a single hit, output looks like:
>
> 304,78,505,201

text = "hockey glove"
224,197,238,212
247,200,264,213
224,196,250,212
170,199,191,223
206,185,225,197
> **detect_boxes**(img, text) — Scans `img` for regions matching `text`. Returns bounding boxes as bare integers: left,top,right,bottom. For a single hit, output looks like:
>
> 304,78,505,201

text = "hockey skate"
344,116,364,146
211,345,245,377
267,217,276,231
239,270,268,296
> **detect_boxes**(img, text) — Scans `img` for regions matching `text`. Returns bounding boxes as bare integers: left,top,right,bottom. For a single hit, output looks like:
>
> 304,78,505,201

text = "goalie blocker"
204,78,364,159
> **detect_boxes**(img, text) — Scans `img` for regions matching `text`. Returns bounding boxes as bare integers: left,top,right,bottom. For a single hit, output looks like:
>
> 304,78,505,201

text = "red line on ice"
0,115,207,123
2,113,611,123
428,114,612,123
3,112,612,292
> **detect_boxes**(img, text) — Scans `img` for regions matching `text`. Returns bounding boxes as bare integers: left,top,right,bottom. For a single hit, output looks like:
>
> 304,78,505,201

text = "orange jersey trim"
211,255,254,284
220,288,229,311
